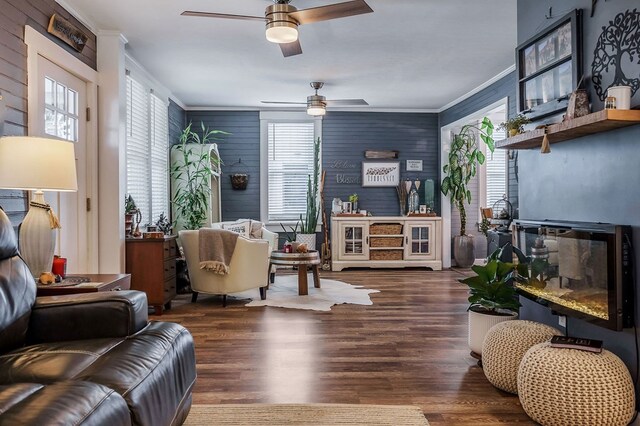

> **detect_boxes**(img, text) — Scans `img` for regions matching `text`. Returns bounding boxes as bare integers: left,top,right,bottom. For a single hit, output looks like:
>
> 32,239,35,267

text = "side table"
36,274,131,296
269,250,321,295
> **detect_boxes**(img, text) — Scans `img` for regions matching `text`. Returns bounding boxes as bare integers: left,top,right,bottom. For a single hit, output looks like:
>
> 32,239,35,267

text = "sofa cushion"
0,381,131,426
249,220,264,239
221,220,250,238
73,322,196,426
0,210,36,354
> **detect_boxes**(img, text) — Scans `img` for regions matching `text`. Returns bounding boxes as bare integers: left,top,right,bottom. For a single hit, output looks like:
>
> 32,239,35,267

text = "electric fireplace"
513,219,634,331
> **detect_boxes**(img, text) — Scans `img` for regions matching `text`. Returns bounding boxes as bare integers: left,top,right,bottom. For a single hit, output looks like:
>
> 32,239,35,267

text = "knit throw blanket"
199,228,239,275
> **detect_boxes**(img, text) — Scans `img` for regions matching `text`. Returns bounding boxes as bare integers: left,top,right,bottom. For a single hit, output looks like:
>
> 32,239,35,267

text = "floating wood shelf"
496,109,640,150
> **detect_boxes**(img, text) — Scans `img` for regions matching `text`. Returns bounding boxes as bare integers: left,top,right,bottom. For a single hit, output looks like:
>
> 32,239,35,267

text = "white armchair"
179,230,270,307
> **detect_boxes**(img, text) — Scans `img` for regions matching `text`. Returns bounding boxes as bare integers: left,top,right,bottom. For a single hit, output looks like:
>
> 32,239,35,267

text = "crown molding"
438,65,516,113
54,0,98,34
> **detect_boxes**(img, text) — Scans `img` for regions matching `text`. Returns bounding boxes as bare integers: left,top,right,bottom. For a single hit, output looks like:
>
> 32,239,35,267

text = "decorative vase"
468,308,518,356
453,234,475,268
296,233,316,251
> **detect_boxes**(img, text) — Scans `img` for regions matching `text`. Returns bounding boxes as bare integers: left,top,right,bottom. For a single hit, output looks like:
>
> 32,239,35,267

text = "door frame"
25,26,99,273
439,97,508,268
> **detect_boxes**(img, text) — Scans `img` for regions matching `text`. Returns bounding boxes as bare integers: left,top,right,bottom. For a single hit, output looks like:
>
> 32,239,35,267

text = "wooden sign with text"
48,14,88,53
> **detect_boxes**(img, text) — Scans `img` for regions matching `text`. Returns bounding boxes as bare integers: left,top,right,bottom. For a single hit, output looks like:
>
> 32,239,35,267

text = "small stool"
518,342,636,426
482,320,561,394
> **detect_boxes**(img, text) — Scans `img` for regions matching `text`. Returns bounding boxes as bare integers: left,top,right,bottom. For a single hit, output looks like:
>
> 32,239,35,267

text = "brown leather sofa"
0,209,196,425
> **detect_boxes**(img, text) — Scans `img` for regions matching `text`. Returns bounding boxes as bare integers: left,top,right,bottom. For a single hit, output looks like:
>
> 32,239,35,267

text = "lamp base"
19,191,55,279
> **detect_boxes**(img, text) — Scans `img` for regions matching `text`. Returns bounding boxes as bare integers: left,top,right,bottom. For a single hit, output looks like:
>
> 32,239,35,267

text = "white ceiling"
63,0,517,111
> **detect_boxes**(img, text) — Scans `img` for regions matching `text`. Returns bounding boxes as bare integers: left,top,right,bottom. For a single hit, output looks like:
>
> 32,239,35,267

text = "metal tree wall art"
592,8,640,101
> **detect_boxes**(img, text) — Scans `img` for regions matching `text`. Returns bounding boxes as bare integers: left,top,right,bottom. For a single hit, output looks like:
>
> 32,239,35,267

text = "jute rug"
183,403,429,425
234,275,379,311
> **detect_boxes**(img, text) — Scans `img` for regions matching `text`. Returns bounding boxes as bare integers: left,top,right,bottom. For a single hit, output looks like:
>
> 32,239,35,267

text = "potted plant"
441,117,495,267
296,137,321,251
498,114,531,137
124,194,138,236
348,193,359,213
170,122,228,230
460,244,521,356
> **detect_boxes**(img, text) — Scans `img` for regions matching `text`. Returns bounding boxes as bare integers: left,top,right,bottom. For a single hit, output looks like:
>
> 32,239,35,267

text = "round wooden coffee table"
269,250,321,295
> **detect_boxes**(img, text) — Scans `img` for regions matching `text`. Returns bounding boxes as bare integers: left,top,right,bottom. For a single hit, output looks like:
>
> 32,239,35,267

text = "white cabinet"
331,216,442,271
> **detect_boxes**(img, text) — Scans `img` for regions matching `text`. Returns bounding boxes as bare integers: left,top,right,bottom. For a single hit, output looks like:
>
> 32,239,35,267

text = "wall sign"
48,14,88,53
592,9,640,101
330,160,357,169
336,174,361,184
406,160,423,171
362,161,400,187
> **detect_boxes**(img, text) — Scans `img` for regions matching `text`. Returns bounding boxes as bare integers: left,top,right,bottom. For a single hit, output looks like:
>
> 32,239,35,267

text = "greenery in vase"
298,137,321,234
280,222,299,243
441,117,494,236
170,122,229,230
348,193,358,204
459,245,521,314
497,114,531,134
124,194,137,214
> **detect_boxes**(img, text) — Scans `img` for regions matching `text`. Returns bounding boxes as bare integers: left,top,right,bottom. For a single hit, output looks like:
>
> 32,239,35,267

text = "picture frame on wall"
362,161,400,187
516,9,582,120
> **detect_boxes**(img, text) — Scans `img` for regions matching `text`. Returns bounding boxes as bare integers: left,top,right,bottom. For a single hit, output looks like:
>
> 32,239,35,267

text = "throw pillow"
249,220,264,239
221,220,250,238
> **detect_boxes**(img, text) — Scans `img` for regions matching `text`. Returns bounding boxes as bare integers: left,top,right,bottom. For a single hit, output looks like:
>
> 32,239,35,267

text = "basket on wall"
230,173,249,190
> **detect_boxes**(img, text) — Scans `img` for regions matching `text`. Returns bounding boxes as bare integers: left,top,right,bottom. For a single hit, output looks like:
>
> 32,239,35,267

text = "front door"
36,56,88,273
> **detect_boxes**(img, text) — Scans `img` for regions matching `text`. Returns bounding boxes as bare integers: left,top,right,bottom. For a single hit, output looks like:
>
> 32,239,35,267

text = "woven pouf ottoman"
482,320,561,394
518,342,635,426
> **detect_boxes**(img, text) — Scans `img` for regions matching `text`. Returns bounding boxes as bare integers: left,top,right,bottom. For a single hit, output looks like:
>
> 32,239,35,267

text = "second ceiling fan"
262,82,368,116
182,0,373,57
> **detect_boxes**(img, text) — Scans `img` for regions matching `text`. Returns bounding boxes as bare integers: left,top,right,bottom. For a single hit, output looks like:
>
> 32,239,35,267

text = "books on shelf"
550,335,603,353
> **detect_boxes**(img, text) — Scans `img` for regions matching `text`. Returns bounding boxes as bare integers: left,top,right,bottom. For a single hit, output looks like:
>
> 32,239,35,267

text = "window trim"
259,111,322,230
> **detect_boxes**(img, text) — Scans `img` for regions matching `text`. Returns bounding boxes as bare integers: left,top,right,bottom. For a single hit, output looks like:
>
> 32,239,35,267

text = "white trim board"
54,0,98,34
439,65,516,113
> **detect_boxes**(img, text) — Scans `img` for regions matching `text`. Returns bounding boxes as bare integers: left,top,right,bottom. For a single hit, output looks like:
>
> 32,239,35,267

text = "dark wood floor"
162,269,535,425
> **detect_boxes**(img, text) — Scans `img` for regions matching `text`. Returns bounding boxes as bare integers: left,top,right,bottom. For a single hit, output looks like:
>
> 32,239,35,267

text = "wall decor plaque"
362,161,400,187
406,160,423,171
364,150,399,159
48,14,88,53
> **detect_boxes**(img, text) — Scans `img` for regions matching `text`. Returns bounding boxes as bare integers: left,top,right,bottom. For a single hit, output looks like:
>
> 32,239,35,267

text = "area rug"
184,403,429,425
233,275,379,311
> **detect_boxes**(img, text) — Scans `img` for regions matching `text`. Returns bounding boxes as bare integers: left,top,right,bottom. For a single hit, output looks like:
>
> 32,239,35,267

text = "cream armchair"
179,230,270,307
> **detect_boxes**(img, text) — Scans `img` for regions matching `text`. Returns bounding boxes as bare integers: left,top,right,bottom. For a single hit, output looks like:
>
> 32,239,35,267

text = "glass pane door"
406,222,434,260
339,222,368,260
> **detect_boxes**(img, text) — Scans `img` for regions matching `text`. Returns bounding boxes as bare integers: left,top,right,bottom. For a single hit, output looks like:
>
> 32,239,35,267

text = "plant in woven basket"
171,122,229,230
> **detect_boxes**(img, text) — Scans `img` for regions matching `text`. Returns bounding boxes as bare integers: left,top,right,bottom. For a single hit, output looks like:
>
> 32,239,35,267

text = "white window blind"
126,74,169,226
267,122,316,222
485,128,507,208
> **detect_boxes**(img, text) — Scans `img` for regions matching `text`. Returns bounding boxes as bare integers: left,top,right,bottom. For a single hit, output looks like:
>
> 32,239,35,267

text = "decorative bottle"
408,184,419,215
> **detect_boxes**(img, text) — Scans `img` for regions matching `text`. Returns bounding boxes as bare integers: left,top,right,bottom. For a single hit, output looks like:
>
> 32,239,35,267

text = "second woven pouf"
518,342,636,426
482,320,561,394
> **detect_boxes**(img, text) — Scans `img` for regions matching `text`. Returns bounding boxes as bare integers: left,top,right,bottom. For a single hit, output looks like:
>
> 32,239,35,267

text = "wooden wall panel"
0,0,96,227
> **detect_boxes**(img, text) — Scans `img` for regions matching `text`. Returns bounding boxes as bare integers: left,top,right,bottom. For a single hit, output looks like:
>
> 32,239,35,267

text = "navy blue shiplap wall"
184,111,440,222
168,100,186,146
186,111,261,221
516,0,640,389
323,112,440,216
439,71,519,214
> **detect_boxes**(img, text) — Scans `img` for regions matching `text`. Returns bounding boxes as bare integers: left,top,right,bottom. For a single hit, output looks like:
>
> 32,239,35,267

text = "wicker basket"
369,223,403,235
370,250,403,261
230,174,249,190
370,237,403,248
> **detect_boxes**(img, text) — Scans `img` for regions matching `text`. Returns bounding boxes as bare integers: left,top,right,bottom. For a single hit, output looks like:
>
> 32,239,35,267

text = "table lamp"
0,136,78,278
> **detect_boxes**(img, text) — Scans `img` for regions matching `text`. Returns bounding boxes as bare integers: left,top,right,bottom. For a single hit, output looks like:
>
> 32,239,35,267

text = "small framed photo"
523,45,537,76
557,22,572,59
342,201,352,214
406,159,423,172
362,161,400,187
419,205,427,214
537,34,557,67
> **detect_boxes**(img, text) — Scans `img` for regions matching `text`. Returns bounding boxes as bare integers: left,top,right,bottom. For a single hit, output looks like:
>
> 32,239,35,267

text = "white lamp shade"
265,26,298,44
307,106,326,116
0,136,78,192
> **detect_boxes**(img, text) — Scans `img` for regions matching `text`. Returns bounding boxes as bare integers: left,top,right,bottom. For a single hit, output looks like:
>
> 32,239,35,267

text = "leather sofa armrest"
27,290,148,344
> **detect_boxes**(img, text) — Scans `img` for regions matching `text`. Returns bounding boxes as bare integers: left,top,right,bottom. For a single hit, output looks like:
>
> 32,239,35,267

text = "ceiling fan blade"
289,0,373,25
280,40,303,57
261,101,307,105
181,11,266,22
325,99,369,106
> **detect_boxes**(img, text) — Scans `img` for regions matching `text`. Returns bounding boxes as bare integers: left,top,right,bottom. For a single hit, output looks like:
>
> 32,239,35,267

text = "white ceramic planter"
468,309,518,356
296,233,316,251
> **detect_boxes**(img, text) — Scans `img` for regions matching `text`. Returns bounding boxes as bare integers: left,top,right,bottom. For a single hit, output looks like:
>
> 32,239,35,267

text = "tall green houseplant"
297,137,321,248
441,117,495,267
170,122,228,230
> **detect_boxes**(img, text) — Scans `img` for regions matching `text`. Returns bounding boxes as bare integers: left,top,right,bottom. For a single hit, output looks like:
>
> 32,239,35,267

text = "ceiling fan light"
265,25,298,43
307,105,326,116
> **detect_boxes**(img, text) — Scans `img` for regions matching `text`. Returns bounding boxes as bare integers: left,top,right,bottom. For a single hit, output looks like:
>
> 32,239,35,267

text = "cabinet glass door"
405,222,435,260
339,222,369,260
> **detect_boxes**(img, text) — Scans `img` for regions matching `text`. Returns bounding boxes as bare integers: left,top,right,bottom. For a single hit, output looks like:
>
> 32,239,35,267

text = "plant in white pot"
459,245,521,357
441,117,494,267
296,137,321,251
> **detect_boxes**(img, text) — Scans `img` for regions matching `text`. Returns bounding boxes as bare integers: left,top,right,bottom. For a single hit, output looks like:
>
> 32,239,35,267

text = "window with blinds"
267,122,317,222
126,74,169,226
485,128,507,208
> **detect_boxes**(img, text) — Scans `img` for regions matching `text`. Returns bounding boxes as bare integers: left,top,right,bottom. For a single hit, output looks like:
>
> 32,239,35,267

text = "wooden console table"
36,274,131,296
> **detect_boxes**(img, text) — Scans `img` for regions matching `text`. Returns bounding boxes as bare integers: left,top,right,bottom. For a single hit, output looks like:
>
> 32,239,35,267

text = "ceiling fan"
262,82,368,116
181,0,373,57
